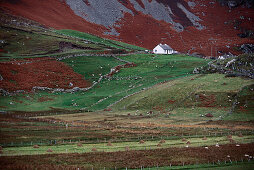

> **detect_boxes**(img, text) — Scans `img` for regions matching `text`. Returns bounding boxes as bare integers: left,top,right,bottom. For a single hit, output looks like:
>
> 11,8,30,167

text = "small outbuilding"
153,43,177,54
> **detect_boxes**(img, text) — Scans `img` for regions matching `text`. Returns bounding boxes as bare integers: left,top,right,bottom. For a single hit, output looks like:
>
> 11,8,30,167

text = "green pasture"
113,73,254,118
55,29,146,51
2,135,254,156
0,54,209,111
62,55,124,82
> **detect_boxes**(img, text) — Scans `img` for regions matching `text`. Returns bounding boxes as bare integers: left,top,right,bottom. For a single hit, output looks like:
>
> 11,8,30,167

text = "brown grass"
157,143,162,147
202,136,207,140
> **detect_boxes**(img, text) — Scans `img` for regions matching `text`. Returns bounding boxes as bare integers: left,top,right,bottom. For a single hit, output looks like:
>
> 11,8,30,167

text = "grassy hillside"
0,54,209,111
112,73,254,121
55,29,146,51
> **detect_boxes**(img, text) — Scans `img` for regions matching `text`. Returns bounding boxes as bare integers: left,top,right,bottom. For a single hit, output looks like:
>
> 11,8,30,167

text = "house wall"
153,45,166,54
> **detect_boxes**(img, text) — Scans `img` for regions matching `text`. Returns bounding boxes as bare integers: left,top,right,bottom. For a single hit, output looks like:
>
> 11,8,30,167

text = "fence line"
1,130,254,148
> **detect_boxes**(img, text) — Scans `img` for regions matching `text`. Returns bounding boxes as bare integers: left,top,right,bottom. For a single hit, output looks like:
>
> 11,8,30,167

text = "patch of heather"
0,58,91,92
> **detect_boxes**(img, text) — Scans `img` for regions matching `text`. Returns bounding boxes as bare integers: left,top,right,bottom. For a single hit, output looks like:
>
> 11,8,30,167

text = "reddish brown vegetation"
1,0,253,56
182,138,187,142
205,113,214,118
167,100,176,104
107,63,136,77
0,58,91,91
199,94,216,108
1,143,254,169
37,97,53,102
0,0,106,36
103,108,112,112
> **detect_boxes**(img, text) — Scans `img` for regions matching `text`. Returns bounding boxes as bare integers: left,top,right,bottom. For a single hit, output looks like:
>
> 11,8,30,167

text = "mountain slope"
1,0,254,56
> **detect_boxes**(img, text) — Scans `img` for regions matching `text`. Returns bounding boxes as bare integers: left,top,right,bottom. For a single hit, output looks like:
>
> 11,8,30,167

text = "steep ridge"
1,0,254,56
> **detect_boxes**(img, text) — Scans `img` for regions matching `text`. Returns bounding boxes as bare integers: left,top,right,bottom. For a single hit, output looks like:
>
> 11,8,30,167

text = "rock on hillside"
1,0,254,56
194,53,254,79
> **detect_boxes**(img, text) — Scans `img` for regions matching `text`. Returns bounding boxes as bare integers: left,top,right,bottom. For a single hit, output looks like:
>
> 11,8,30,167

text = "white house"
153,43,176,54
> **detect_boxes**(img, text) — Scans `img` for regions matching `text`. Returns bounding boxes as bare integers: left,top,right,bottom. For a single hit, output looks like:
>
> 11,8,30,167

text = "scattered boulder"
240,44,254,54
218,0,254,8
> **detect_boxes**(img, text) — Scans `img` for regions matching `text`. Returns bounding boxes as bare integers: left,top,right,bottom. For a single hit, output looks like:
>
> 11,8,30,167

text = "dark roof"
159,44,173,50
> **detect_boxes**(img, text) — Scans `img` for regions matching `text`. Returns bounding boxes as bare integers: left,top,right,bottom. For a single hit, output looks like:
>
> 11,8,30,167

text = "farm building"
153,43,177,54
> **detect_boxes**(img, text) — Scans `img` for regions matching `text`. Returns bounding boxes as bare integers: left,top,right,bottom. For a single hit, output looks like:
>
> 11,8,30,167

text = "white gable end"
153,45,165,54
153,44,176,54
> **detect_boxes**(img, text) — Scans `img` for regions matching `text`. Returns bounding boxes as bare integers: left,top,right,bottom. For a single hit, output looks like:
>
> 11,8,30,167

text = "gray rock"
240,44,254,54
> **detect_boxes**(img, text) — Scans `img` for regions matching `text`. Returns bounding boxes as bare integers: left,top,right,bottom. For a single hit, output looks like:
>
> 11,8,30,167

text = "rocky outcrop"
194,53,254,79
1,0,254,56
218,0,254,8
240,44,254,54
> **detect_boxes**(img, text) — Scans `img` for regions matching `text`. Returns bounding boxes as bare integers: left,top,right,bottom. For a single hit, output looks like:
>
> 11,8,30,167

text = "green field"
2,135,254,156
0,54,210,111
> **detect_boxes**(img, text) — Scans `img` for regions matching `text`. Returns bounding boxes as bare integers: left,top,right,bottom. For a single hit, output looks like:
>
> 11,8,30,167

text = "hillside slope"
1,0,254,56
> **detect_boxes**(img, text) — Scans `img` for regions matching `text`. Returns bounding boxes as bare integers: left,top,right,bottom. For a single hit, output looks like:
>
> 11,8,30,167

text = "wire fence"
1,129,254,148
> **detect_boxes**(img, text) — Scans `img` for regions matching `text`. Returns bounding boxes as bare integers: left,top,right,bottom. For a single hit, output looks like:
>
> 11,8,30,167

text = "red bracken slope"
1,0,254,56
112,0,254,56
0,0,107,36
0,58,91,92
